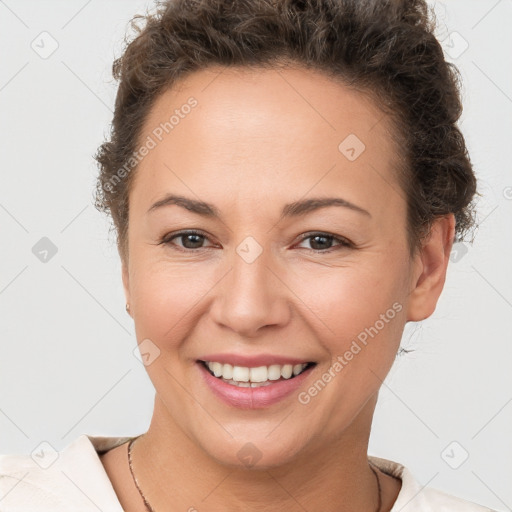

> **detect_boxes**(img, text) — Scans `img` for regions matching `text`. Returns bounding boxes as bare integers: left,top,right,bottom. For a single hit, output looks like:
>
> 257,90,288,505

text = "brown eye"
296,232,352,252
176,233,205,249
160,230,214,251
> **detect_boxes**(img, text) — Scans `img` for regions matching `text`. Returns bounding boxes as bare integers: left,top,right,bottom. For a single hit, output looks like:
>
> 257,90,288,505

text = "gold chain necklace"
127,435,382,512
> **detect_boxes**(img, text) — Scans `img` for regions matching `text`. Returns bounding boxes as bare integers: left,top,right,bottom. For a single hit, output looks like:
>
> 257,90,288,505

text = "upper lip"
198,353,314,367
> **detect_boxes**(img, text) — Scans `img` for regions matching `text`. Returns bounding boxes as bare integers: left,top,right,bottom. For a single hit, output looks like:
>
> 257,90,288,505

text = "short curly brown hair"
94,0,478,262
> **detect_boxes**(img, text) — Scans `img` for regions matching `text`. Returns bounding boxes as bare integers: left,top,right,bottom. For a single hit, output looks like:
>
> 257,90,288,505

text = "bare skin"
99,65,454,512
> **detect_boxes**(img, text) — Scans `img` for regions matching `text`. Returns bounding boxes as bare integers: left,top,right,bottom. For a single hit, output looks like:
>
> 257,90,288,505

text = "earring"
126,303,130,314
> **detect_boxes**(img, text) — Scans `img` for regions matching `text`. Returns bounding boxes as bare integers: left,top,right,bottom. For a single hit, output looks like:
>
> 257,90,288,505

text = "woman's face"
122,66,442,468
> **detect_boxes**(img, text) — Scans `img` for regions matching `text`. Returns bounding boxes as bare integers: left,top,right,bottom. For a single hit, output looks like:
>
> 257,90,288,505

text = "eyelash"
158,230,353,253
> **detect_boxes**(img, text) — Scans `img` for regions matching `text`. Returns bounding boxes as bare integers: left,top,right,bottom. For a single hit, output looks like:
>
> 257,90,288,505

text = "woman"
0,0,496,510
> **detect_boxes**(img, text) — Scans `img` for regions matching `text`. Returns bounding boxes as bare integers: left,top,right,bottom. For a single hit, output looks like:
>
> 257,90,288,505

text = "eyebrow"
147,194,371,219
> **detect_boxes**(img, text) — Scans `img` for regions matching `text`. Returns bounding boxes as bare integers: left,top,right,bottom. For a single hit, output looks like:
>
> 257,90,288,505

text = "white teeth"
249,366,268,383
221,379,273,388
293,364,303,376
281,364,293,379
222,363,233,379
211,362,223,377
267,365,282,380
232,365,250,382
205,361,309,384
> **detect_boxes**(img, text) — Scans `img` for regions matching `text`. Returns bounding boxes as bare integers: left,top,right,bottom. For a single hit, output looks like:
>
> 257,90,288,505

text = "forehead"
143,64,395,145
131,65,403,219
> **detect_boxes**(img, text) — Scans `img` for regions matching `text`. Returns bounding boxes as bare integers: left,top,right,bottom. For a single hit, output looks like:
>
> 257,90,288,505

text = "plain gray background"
1,0,511,510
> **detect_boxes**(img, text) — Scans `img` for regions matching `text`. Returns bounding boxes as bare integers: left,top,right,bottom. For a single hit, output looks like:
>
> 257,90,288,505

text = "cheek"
287,258,408,398
130,257,217,347
287,264,407,438
289,261,404,341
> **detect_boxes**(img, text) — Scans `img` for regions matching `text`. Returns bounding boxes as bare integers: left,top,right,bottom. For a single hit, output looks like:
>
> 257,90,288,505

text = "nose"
210,242,291,338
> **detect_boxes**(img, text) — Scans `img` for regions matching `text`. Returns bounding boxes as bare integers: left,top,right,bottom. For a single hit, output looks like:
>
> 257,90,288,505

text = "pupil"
183,234,203,248
311,235,331,250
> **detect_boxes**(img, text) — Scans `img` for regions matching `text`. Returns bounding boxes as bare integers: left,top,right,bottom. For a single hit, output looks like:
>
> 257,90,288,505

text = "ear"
406,214,455,322
122,259,131,316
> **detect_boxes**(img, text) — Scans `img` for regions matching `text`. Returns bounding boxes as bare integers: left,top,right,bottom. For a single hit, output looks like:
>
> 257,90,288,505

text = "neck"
133,394,381,512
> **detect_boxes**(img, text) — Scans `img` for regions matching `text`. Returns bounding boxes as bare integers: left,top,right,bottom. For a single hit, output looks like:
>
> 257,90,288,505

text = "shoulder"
416,485,495,511
369,455,496,512
0,434,132,512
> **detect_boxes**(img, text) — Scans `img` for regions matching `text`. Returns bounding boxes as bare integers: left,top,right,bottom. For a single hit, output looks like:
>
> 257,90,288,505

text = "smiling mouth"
199,360,316,387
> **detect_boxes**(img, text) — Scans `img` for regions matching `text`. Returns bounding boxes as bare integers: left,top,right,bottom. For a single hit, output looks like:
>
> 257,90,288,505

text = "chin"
195,430,308,470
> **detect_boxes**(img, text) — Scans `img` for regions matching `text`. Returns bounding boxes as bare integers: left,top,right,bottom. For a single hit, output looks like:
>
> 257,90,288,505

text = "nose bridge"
212,236,290,336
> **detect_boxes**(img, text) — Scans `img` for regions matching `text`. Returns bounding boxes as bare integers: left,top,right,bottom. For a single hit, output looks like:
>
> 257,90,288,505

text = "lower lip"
197,362,314,409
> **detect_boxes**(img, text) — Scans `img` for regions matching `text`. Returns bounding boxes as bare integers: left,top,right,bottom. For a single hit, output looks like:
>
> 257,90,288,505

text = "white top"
0,434,495,511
